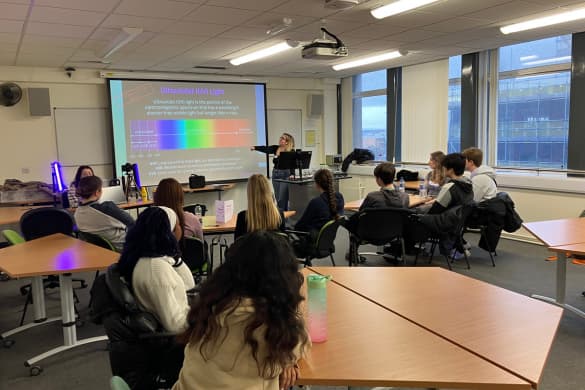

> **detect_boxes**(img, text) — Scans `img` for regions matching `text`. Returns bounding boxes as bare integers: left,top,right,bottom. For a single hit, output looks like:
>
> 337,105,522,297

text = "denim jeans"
271,168,290,211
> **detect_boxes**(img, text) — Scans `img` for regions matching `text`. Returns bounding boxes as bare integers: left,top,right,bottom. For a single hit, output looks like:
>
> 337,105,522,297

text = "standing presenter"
251,132,295,211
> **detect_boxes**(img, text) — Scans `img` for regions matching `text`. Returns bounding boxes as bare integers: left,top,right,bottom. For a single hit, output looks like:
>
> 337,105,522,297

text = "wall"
0,66,340,214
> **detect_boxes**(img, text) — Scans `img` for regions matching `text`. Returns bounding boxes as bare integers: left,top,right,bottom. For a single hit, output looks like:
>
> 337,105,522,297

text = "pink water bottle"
307,274,330,343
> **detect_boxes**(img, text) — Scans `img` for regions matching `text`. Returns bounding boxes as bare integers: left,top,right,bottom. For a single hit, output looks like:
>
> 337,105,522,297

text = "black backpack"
341,148,375,172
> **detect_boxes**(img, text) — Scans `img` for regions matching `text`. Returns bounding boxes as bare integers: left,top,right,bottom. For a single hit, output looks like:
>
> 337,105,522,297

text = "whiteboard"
54,108,112,166
267,109,302,148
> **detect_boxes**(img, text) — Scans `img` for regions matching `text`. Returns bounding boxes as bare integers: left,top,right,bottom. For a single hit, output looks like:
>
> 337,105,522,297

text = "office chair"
347,208,411,266
78,231,119,307
18,207,86,325
288,219,342,267
464,203,496,267
110,376,131,390
182,236,210,283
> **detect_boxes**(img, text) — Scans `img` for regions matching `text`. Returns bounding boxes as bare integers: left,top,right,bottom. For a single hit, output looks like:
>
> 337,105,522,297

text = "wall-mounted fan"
0,82,22,107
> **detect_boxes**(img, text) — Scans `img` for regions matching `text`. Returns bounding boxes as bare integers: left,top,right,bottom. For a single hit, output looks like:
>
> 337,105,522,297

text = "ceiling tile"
204,0,288,11
0,52,16,66
0,19,24,33
465,1,556,23
424,17,491,33
0,3,29,20
17,53,69,67
0,32,20,44
384,29,443,43
114,0,200,19
292,18,364,35
89,28,155,43
26,22,93,38
270,0,339,18
245,12,316,30
21,34,84,48
30,6,106,26
145,33,207,47
163,21,232,37
33,0,120,12
343,23,406,39
183,37,257,59
421,0,512,17
19,44,76,56
184,5,261,24
101,14,175,32
371,10,451,29
219,26,271,41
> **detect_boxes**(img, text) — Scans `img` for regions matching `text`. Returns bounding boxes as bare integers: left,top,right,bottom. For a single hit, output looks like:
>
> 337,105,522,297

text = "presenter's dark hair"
72,165,94,187
314,169,339,220
118,207,180,286
180,231,308,377
442,153,467,176
76,175,102,199
154,178,186,239
373,162,396,185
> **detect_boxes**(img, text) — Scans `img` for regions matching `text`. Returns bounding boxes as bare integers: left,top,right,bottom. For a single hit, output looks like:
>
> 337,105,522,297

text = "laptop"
100,185,127,205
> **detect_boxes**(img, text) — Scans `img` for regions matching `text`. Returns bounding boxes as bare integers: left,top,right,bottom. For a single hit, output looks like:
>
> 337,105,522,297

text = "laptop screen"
100,186,127,204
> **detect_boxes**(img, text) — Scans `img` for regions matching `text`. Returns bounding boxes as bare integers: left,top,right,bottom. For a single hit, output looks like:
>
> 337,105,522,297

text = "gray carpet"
1,232,584,390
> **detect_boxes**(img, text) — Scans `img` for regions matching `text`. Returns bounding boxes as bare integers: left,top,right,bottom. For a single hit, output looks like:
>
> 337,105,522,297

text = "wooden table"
523,218,585,319
118,199,153,210
307,266,562,388
0,234,119,371
182,183,235,200
0,206,41,225
201,210,296,235
344,194,427,211
298,269,530,389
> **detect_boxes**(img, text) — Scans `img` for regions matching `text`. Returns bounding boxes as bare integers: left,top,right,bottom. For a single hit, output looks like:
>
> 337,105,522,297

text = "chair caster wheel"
20,287,28,296
30,366,43,376
2,338,15,348
76,319,85,327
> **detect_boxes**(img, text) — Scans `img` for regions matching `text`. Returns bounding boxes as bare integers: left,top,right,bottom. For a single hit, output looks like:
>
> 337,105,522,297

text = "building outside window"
352,70,387,160
497,35,571,169
447,56,462,153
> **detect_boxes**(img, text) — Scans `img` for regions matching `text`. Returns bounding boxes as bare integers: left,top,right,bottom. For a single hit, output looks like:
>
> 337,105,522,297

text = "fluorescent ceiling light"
96,27,143,59
332,50,405,71
500,8,585,34
230,41,296,66
371,0,440,19
523,55,571,66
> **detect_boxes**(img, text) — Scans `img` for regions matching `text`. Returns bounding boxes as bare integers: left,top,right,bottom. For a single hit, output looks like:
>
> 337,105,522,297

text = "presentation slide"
108,79,268,186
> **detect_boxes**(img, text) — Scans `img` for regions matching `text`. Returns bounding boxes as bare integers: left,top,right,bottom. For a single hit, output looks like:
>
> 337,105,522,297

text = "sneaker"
451,249,471,260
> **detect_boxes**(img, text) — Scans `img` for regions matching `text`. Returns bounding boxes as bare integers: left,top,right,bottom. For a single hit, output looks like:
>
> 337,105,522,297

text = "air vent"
324,0,359,10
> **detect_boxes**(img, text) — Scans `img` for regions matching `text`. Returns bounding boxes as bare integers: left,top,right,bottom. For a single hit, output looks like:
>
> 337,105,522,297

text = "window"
447,56,462,153
352,70,387,160
497,35,571,168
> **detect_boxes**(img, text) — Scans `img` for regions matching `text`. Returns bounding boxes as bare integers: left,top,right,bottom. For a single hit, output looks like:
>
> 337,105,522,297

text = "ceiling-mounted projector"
324,0,360,10
302,27,348,60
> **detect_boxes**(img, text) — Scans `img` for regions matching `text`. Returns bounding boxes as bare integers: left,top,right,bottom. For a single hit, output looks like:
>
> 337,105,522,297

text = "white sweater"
132,256,195,333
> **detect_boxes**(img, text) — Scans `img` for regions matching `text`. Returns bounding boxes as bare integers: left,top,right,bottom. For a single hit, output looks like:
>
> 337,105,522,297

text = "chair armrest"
284,229,310,236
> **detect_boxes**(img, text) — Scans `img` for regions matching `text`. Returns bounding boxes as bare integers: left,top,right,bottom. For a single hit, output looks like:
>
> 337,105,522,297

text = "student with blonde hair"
234,174,285,240
251,132,295,210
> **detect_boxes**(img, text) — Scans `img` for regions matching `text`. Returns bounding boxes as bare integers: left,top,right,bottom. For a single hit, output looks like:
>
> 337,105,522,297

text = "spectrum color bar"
129,119,253,151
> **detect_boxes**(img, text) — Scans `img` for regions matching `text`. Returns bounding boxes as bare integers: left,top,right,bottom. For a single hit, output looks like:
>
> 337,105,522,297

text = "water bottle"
419,179,427,198
399,177,405,193
194,205,203,224
140,187,148,202
306,274,331,343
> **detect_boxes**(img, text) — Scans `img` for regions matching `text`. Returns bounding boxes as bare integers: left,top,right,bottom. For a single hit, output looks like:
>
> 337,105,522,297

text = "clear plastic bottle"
194,205,203,224
307,274,330,343
399,177,405,193
419,178,427,198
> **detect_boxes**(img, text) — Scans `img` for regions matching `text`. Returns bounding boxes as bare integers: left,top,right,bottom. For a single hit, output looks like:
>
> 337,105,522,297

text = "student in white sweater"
117,206,195,334
173,231,310,390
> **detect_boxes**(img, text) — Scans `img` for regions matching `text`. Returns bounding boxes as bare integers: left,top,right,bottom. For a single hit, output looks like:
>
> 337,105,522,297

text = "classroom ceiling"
1,0,584,79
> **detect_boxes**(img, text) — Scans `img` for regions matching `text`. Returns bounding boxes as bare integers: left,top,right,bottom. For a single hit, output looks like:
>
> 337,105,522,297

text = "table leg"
0,276,60,342
24,273,107,368
532,252,585,319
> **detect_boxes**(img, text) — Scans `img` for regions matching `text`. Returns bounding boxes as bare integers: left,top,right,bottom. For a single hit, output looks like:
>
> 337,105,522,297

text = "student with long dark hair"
173,231,310,390
295,169,344,231
118,206,195,333
67,165,94,208
154,178,203,240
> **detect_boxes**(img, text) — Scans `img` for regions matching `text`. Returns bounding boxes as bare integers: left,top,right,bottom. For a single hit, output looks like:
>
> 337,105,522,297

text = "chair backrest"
19,207,74,241
314,219,341,257
183,203,207,216
78,230,117,252
182,236,207,272
355,207,410,245
2,229,25,245
110,376,131,390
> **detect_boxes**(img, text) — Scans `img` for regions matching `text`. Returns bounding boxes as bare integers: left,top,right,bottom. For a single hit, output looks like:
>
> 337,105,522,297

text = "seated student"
427,153,473,214
294,169,344,233
462,147,497,203
173,231,310,390
67,165,94,208
426,151,446,196
154,178,203,240
118,206,195,334
74,176,134,251
234,174,285,240
360,162,409,210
